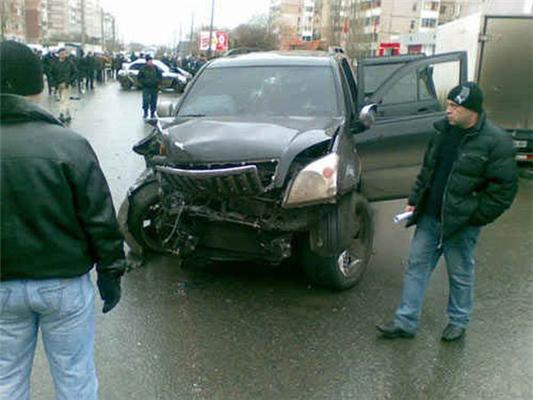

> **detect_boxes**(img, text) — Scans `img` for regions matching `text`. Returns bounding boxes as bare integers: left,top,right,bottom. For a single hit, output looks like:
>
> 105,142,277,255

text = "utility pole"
208,0,215,57
112,17,116,52
178,23,182,52
81,0,86,47
101,8,105,51
189,12,194,55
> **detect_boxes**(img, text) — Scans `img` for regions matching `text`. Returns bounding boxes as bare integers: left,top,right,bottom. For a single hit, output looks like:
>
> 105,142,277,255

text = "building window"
410,20,416,30
413,2,417,12
421,18,437,28
424,1,440,11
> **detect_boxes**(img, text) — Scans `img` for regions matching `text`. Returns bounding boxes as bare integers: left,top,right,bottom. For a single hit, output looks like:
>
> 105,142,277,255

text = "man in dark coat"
137,54,162,119
0,40,126,399
85,51,96,90
41,50,57,95
377,82,518,341
52,48,77,122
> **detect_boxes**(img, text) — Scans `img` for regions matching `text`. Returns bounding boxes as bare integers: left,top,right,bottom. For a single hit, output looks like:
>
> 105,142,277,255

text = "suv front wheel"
302,193,374,290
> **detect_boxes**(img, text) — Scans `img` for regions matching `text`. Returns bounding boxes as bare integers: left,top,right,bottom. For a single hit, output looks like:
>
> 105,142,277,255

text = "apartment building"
42,0,103,44
300,0,316,40
270,0,322,49
25,0,48,43
1,0,26,41
270,0,300,48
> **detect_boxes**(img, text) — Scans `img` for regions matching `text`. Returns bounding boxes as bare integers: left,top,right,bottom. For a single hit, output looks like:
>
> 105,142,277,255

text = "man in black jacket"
53,47,77,122
0,40,125,399
137,54,162,119
377,82,518,341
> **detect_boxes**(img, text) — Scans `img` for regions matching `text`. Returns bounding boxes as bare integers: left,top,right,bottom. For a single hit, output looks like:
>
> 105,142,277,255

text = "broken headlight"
283,153,338,207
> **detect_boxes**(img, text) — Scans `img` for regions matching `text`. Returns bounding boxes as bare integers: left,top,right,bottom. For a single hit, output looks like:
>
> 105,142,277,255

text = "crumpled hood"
0,94,62,126
164,116,342,163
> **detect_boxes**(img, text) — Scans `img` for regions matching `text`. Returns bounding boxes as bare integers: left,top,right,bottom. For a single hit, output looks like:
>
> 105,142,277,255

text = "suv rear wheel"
302,193,374,290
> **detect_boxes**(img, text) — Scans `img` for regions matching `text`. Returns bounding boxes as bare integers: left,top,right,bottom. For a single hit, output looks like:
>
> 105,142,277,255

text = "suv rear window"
178,66,339,117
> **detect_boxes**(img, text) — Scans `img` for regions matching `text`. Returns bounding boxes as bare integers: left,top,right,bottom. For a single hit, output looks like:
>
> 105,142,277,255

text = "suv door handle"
417,107,429,113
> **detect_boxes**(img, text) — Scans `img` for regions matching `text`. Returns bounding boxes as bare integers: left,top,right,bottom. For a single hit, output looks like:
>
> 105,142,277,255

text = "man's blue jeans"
142,88,158,117
0,273,97,400
394,215,481,334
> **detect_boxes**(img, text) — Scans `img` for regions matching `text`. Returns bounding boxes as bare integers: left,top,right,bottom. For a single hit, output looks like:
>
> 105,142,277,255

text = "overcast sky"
101,0,271,46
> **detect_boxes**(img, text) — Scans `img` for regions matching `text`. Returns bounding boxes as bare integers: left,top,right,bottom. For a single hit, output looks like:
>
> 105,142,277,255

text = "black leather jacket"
0,94,125,280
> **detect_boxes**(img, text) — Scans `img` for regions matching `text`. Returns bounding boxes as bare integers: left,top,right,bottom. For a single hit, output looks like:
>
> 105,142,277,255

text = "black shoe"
441,324,465,342
376,321,415,339
150,113,156,119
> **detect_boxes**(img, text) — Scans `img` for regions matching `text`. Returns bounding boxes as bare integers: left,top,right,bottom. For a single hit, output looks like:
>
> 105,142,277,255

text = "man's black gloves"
97,273,121,313
96,259,126,314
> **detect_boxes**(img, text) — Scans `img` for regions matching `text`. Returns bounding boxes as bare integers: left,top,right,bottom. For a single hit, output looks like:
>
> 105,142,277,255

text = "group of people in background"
38,47,124,122
36,47,209,123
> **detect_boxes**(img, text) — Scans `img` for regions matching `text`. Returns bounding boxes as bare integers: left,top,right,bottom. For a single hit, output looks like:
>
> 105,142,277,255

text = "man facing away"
377,82,518,342
52,48,77,123
0,40,126,399
137,54,162,119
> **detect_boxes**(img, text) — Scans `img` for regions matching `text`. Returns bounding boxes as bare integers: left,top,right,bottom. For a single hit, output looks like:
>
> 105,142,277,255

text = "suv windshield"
177,66,339,117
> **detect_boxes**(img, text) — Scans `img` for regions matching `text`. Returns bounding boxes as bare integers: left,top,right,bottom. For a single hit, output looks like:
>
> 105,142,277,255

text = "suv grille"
156,160,278,196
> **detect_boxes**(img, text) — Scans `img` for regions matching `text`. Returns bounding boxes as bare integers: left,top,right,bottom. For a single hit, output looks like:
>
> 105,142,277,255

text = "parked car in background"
117,58,188,92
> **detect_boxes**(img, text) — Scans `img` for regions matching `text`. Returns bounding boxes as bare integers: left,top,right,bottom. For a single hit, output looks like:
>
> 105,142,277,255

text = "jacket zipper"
438,131,477,249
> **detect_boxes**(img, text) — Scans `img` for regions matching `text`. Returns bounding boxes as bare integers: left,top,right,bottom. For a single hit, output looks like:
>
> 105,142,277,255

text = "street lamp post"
207,0,215,58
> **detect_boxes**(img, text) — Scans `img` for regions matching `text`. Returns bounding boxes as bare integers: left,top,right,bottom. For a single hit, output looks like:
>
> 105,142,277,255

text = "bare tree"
230,15,278,51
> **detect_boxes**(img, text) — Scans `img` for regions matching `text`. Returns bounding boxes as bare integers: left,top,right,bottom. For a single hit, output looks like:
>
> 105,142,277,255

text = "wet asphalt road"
30,82,533,399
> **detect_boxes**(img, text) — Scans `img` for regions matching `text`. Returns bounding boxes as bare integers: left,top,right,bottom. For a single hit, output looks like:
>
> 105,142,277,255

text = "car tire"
173,81,184,93
126,182,168,253
302,193,374,290
121,80,132,90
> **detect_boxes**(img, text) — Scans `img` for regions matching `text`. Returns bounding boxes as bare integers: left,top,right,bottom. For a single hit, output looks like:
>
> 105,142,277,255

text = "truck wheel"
302,194,374,290
126,182,168,253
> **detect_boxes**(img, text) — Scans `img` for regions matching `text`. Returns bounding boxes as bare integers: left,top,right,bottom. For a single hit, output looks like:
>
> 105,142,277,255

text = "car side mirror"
358,104,377,128
156,101,176,118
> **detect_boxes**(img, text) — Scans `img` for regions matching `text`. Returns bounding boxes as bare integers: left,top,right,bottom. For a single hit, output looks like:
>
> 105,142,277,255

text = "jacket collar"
0,94,63,126
433,111,487,135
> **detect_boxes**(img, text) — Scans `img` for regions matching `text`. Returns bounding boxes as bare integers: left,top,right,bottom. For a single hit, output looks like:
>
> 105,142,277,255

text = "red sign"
199,31,229,52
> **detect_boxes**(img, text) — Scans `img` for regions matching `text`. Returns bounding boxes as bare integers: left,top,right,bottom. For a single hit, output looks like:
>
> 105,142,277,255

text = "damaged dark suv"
119,51,467,290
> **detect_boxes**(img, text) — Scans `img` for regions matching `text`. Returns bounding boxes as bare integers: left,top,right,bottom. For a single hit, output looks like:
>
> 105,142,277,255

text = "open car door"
354,51,467,201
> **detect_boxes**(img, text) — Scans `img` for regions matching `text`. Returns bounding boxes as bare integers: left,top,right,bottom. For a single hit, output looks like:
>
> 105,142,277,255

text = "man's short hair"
0,40,44,96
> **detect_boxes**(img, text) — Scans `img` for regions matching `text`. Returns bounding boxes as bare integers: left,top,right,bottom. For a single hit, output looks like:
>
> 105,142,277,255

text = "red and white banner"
199,31,229,52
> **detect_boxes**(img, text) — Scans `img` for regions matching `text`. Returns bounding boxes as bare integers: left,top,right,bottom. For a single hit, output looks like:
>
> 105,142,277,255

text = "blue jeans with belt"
394,215,481,334
0,273,97,400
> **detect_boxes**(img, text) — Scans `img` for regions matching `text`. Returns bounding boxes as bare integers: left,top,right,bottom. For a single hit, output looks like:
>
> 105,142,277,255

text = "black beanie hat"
0,40,44,96
447,81,483,114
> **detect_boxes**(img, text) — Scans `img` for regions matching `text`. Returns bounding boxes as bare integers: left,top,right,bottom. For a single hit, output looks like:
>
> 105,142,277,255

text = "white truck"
436,13,533,165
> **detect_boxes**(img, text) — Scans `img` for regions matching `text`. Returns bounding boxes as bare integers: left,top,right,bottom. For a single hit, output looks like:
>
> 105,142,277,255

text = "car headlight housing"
283,153,338,207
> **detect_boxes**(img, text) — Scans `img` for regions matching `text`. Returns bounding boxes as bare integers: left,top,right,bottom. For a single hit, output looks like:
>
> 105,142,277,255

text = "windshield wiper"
179,113,206,117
